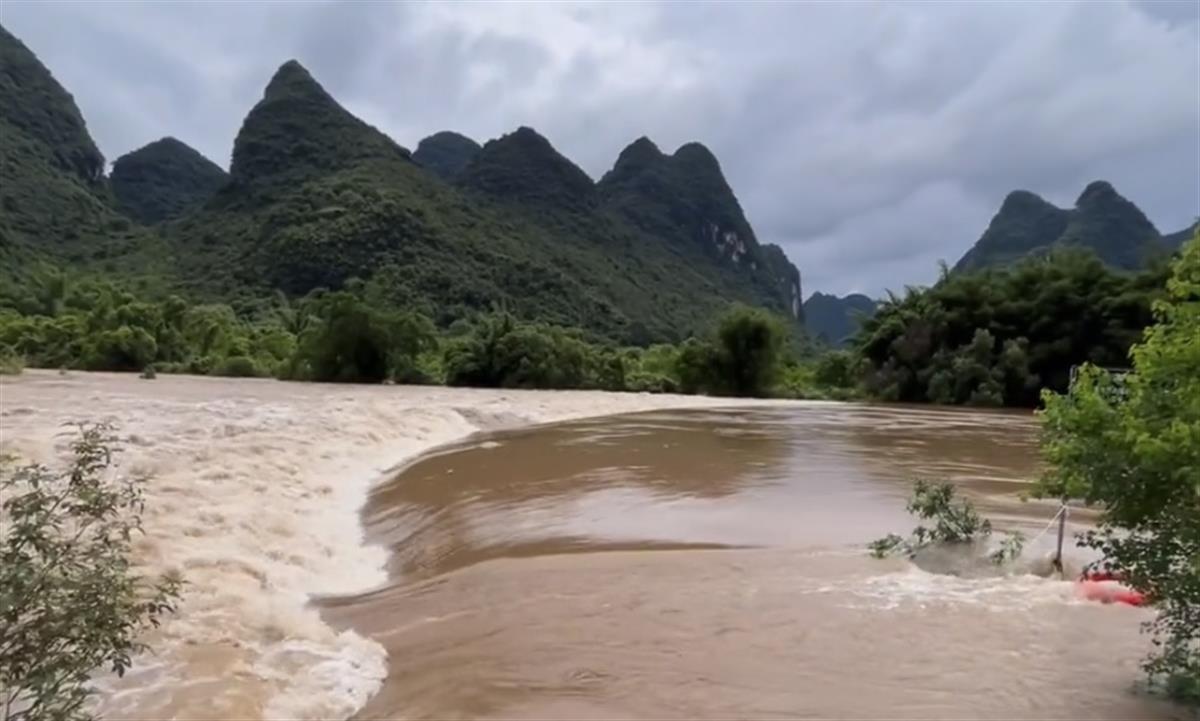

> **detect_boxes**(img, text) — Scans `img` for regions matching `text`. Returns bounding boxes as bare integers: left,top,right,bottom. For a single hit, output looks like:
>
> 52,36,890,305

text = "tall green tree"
289,291,435,382
675,304,787,397
1037,235,1199,702
712,304,786,397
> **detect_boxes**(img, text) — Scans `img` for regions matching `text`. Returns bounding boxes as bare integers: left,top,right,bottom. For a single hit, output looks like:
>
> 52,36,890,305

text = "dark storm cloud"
3,0,1196,296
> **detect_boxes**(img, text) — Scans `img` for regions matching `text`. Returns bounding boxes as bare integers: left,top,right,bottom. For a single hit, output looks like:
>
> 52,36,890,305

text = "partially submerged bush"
625,369,678,394
211,355,261,378
82,326,157,371
0,424,181,720
0,344,22,375
870,480,1024,566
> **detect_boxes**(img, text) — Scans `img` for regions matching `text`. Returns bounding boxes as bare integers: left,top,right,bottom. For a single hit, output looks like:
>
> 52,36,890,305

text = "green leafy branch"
869,480,1025,566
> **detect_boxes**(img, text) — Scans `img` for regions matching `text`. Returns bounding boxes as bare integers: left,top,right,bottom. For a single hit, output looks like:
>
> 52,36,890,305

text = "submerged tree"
1037,235,1199,703
870,480,1024,566
0,425,181,721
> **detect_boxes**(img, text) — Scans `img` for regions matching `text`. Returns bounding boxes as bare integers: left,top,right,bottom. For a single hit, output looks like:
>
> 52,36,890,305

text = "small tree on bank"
1,425,181,721
1037,235,1199,703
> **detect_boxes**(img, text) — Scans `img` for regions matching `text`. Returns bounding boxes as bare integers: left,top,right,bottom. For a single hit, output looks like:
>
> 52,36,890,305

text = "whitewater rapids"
0,370,782,719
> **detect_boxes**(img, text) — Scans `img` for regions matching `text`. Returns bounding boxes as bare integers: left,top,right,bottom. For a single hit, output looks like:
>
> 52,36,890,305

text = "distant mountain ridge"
0,24,804,343
803,292,877,346
111,137,228,224
1163,221,1199,250
955,181,1189,272
412,131,480,182
458,126,597,212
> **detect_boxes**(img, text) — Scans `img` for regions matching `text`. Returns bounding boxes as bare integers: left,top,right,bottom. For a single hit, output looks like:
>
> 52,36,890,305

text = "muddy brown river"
321,404,1188,720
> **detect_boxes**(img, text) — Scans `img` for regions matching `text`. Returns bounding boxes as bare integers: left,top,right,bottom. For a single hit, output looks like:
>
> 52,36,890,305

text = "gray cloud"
3,0,1196,296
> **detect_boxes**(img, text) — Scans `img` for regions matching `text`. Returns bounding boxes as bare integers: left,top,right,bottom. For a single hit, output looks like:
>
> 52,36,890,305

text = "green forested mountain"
226,59,410,193
0,24,165,279
597,136,802,318
412,131,480,182
0,25,101,183
110,137,228,224
0,26,803,343
955,181,1176,272
803,292,877,346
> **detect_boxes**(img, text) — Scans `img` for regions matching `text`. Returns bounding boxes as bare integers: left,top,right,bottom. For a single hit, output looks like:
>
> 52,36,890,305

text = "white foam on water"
0,371,779,720
817,566,1080,612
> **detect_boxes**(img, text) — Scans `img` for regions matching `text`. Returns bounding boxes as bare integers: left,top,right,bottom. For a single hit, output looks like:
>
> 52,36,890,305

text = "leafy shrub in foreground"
1036,235,1199,703
0,424,181,720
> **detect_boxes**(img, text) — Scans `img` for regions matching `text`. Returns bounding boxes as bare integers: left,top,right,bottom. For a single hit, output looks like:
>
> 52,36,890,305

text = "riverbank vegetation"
856,248,1169,406
0,237,1193,407
0,270,797,398
1036,238,1199,704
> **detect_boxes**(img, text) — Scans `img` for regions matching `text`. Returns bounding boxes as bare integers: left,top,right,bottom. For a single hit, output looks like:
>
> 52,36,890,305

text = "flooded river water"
321,404,1186,720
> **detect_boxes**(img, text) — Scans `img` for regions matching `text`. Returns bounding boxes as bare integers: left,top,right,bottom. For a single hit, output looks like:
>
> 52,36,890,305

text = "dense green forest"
856,248,1173,406
6,236,1193,409
0,269,805,398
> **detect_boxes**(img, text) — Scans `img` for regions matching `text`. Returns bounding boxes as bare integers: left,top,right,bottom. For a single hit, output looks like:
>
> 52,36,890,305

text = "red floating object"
1077,580,1147,607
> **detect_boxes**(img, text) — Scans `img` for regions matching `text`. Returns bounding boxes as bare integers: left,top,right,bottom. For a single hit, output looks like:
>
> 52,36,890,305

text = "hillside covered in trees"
0,24,802,346
955,181,1193,272
0,24,171,283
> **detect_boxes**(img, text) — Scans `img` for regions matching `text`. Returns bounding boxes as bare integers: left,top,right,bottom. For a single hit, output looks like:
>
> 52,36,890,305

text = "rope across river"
1027,502,1069,548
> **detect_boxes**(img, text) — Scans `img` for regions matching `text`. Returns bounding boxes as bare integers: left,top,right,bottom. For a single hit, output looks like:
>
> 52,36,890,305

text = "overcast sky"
3,1,1197,297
